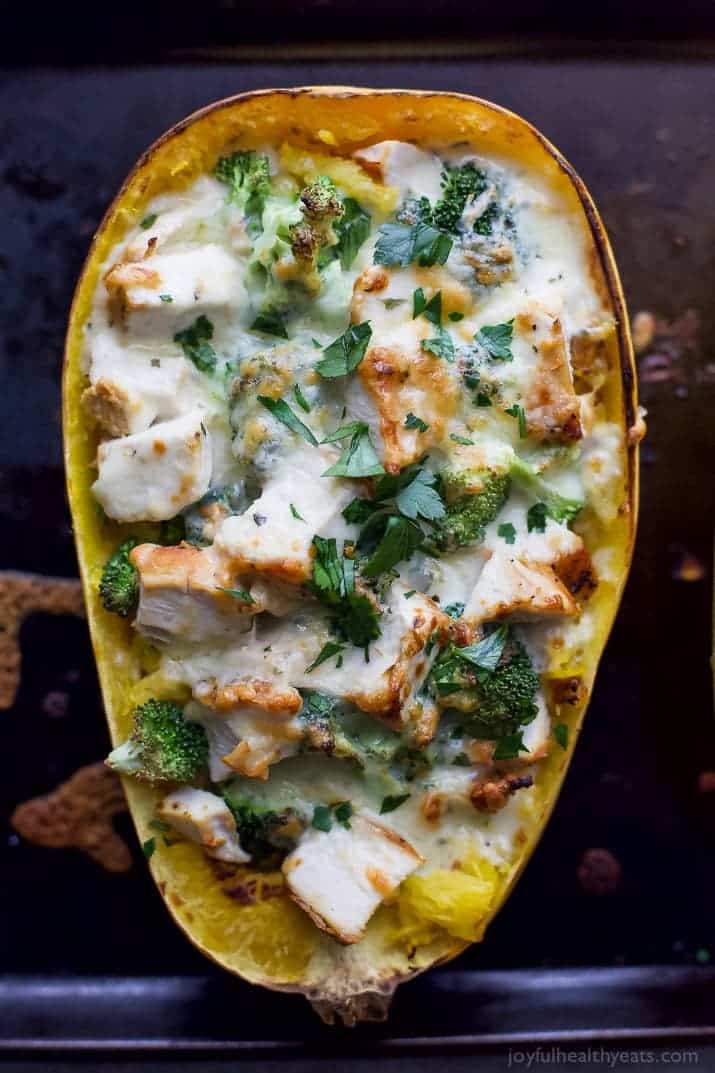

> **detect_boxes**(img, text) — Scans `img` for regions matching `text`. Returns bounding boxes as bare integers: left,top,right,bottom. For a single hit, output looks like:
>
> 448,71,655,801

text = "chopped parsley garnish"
476,320,514,361
362,515,423,578
476,393,493,407
421,327,455,362
450,433,474,446
404,590,417,599
140,213,157,230
309,537,382,648
315,322,372,379
322,422,384,478
374,220,452,269
257,396,318,446
159,294,173,303
382,297,406,310
404,412,429,432
216,586,255,604
498,522,517,544
251,309,288,339
449,311,465,322
395,468,446,522
142,837,156,859
505,403,527,438
311,804,333,831
334,801,353,828
412,288,442,325
305,641,345,674
380,793,411,814
457,625,509,672
526,502,548,533
290,503,305,522
293,384,311,413
494,732,528,760
554,723,569,750
173,315,216,374
324,197,371,270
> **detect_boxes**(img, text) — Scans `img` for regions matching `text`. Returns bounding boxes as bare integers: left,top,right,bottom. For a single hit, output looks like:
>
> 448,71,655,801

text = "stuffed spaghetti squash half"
63,87,640,1022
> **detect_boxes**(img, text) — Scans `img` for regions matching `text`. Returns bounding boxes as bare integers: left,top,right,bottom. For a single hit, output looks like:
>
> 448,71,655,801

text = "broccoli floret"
299,692,401,767
433,470,511,550
107,700,208,783
99,539,139,617
288,176,345,292
431,629,539,739
222,785,305,867
214,150,271,225
509,456,583,524
433,162,488,234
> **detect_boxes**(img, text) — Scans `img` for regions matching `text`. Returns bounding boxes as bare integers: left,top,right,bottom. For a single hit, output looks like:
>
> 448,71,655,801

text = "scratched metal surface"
0,54,714,1044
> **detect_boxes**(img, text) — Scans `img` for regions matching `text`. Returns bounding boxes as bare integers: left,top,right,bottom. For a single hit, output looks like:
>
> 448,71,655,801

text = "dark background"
1,2,714,1056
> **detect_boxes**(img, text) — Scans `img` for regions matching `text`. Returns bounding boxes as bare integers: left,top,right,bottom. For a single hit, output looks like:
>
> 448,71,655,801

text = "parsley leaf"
290,503,305,522
527,502,548,533
159,294,173,303
498,522,517,544
476,393,493,407
404,412,429,432
312,804,333,831
375,222,452,268
330,198,371,269
494,732,528,760
322,423,384,478
476,320,514,361
444,601,465,618
316,322,372,379
342,497,381,525
449,311,464,322
305,641,345,674
216,586,255,604
362,515,423,578
413,288,442,325
251,309,288,338
257,396,318,446
293,384,311,413
395,468,446,523
142,837,156,859
174,315,216,373
310,537,382,648
554,723,569,750
334,801,353,828
457,625,509,672
450,433,474,446
505,403,527,438
382,297,406,310
422,327,455,362
380,793,411,814
140,213,157,230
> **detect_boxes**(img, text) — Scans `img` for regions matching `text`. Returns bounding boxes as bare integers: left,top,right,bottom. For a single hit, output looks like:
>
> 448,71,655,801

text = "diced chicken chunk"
157,787,250,864
131,543,254,644
283,813,423,943
92,409,212,522
215,443,355,583
516,303,582,443
464,552,578,624
82,331,200,436
352,141,444,203
104,244,244,323
357,339,460,473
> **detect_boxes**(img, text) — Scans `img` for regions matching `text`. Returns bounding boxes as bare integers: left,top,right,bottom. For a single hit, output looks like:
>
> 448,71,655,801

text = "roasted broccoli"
299,692,401,767
509,456,583,524
431,627,539,739
107,699,208,783
433,162,488,234
99,539,139,617
432,470,511,550
214,150,271,226
288,176,344,292
222,784,305,866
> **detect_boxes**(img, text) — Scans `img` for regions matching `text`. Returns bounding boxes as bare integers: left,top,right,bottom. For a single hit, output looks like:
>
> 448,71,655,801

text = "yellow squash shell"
63,87,640,1024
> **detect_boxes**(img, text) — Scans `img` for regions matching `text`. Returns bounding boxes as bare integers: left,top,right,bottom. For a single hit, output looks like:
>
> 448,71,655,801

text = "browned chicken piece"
517,304,582,443
358,344,460,473
570,317,616,394
553,544,598,597
470,772,534,814
463,552,578,625
81,379,132,438
195,676,303,716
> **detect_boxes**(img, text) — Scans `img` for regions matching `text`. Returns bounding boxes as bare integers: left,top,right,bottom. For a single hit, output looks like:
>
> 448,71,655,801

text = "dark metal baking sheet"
1,47,714,1051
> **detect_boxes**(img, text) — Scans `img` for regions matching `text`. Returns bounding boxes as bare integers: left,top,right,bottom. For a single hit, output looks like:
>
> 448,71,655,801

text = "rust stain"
0,571,85,710
10,761,131,872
